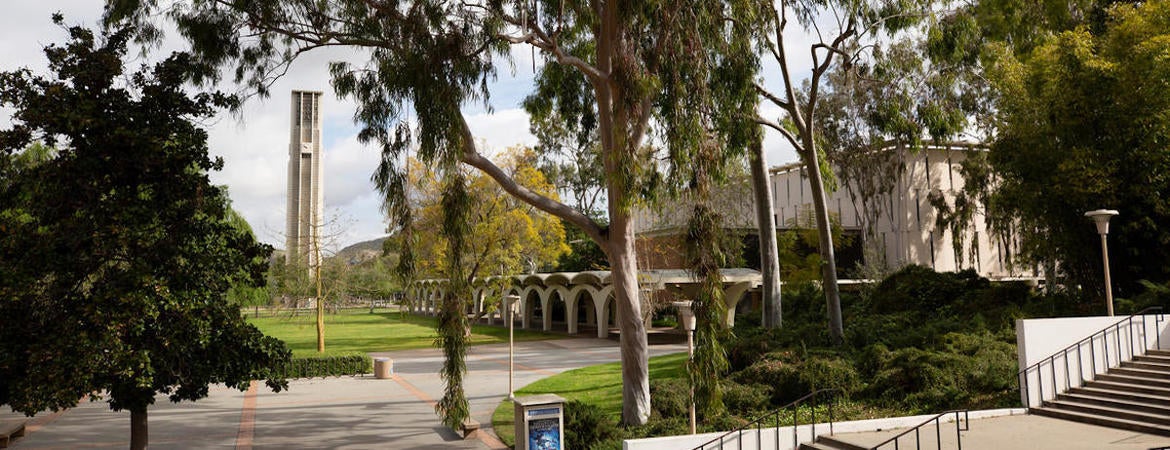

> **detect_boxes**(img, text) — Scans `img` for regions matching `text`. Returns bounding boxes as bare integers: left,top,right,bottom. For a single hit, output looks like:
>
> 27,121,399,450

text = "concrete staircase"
798,435,867,450
1031,348,1170,436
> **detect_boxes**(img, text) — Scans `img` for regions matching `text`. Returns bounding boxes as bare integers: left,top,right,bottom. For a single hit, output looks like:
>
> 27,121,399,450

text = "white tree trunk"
608,209,651,425
801,143,845,343
749,143,783,328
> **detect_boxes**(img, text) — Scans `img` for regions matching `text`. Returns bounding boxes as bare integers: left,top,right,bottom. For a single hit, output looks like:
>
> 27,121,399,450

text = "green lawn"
247,308,558,356
491,352,689,447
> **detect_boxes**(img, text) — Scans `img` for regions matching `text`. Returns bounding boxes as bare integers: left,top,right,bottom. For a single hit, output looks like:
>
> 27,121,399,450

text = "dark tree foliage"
0,21,289,449
922,0,1170,299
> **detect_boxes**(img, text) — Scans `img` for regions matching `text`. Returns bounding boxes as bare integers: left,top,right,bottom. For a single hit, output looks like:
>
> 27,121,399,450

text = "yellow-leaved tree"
407,146,570,281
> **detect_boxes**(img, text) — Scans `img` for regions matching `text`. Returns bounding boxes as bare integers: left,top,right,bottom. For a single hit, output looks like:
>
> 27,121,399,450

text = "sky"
0,2,807,251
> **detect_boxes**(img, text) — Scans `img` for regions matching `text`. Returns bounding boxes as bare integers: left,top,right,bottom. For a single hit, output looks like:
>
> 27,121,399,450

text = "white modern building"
285,90,324,268
636,144,1037,280
769,143,1031,278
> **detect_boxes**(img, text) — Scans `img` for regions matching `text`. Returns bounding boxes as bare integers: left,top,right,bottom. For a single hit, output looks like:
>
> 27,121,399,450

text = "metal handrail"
1017,307,1165,409
691,389,838,450
869,410,969,450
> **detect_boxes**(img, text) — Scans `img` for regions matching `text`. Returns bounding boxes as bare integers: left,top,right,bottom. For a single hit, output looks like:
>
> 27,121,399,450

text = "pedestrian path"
2,337,686,449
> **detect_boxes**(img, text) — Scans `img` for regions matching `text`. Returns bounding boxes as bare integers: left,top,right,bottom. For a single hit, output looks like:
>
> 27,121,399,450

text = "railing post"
829,396,835,435
792,405,797,450
1077,343,1084,385
1090,339,1097,376
1129,318,1136,359
812,392,817,442
1050,356,1057,401
935,417,941,450
1021,369,1029,408
956,411,963,450
1063,349,1070,391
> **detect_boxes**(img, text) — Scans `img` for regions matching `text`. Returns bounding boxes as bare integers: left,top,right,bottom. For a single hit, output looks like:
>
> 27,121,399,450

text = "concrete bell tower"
285,90,324,268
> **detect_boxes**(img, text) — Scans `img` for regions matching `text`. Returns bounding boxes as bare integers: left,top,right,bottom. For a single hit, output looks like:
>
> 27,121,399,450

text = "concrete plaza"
5,334,1170,449
1,337,686,449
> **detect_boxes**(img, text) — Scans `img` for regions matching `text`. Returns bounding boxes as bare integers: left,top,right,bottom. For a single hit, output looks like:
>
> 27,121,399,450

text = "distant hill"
336,236,389,263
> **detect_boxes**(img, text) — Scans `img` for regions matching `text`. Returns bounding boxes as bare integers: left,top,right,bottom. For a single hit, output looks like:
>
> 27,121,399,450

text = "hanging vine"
435,170,472,429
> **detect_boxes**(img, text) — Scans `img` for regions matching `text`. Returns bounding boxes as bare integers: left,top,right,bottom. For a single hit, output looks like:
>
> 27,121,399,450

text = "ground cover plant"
489,265,1121,449
248,308,557,357
491,352,896,449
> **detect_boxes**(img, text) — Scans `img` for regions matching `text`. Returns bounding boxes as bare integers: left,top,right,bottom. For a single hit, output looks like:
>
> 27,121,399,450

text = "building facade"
285,90,324,267
636,144,1037,280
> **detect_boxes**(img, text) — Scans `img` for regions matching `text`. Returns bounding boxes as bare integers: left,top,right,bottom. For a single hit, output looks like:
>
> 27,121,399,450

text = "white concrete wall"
623,408,1025,450
1016,314,1170,407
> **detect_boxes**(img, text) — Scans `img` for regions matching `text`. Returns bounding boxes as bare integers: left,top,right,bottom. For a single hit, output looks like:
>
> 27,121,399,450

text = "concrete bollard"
374,357,393,379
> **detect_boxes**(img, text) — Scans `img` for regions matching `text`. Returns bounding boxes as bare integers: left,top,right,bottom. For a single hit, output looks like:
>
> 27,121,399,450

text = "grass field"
490,352,688,446
247,308,558,356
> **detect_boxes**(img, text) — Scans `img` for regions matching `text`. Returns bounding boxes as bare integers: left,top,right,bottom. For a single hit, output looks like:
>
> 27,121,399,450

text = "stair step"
1058,391,1170,414
1031,406,1170,436
811,435,868,450
1097,373,1170,390
799,443,838,450
1120,360,1170,372
1110,367,1170,381
1135,353,1170,364
1090,380,1170,396
1072,386,1170,405
1147,349,1170,358
1044,399,1170,426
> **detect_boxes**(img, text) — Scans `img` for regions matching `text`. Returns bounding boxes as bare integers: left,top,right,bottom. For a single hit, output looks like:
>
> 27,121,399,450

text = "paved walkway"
829,413,1170,450
1,336,686,449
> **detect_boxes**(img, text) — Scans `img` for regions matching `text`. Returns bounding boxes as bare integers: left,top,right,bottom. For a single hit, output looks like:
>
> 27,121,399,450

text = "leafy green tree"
0,22,289,450
975,0,1170,298
106,0,759,425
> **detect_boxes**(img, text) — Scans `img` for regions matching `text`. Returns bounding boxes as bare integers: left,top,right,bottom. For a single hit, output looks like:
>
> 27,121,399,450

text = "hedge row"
277,352,373,378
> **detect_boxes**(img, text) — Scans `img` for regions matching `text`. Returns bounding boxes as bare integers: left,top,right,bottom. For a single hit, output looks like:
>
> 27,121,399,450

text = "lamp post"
507,294,520,400
1085,209,1119,316
673,301,697,435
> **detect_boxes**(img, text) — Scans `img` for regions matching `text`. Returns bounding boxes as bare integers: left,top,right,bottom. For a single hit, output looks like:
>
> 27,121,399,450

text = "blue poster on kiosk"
527,417,561,450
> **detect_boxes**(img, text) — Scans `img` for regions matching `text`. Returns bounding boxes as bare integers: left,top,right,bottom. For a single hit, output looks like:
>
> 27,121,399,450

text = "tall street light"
506,294,520,400
673,301,697,435
1085,209,1119,316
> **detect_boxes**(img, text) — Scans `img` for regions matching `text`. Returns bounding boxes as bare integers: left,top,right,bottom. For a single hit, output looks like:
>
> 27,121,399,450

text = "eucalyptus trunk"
749,141,783,329
801,140,844,343
606,225,650,425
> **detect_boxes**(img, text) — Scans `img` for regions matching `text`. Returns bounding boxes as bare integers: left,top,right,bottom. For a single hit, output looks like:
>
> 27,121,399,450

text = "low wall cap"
514,394,566,406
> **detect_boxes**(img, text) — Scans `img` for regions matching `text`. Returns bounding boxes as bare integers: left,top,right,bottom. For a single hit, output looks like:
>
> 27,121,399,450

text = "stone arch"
593,286,615,339
723,281,754,327
545,287,565,332
520,285,544,330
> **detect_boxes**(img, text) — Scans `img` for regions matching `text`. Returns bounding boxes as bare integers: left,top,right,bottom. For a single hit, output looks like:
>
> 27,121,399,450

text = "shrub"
721,381,772,413
799,356,860,398
564,400,619,450
731,357,806,405
278,352,372,378
869,265,984,314
650,378,690,418
726,328,777,371
861,332,1017,412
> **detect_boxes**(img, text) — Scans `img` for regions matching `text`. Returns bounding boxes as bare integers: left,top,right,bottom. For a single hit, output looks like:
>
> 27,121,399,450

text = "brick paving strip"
393,373,510,449
233,381,258,450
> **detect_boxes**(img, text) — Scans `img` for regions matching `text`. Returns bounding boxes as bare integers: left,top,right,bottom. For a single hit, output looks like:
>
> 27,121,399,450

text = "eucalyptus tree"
106,0,760,426
752,0,940,343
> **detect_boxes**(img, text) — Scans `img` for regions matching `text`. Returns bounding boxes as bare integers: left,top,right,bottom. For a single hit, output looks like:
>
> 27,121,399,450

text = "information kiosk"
513,394,566,450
